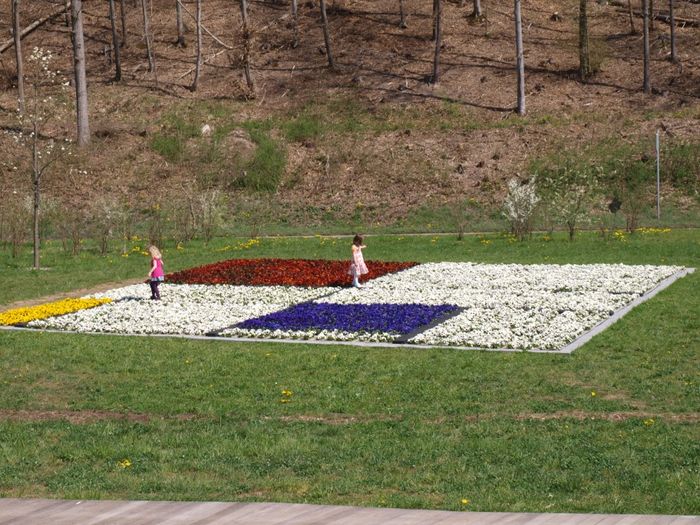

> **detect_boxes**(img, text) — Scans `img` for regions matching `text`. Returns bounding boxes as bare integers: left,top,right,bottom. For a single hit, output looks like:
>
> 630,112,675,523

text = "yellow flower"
591,391,597,397
0,298,112,326
460,498,470,505
117,458,132,469
643,418,655,427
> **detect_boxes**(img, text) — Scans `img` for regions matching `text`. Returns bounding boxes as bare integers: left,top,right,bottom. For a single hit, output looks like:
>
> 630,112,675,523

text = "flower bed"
225,302,459,342
166,258,416,287
0,298,112,326
16,259,689,352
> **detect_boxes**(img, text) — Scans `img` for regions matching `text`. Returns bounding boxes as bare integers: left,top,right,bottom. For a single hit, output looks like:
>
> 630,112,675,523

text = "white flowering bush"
503,177,540,241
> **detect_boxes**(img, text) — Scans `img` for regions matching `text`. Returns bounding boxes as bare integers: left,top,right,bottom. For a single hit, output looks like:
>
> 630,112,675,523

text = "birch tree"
579,0,590,80
642,0,651,93
108,0,122,81
71,0,90,146
141,0,156,74
240,0,255,92
191,0,202,90
11,0,25,112
514,0,525,115
319,0,335,69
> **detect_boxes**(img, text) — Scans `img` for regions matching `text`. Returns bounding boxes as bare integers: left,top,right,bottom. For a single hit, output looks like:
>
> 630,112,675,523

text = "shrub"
503,177,539,241
238,129,286,192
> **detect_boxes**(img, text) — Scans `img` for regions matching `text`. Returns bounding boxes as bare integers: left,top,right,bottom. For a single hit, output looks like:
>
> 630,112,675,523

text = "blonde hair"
148,245,162,259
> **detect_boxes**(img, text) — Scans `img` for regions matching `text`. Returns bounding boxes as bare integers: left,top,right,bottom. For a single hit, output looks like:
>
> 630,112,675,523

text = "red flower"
167,258,416,287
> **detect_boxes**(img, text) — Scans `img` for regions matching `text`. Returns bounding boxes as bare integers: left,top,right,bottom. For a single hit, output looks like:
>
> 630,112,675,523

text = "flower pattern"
19,259,688,352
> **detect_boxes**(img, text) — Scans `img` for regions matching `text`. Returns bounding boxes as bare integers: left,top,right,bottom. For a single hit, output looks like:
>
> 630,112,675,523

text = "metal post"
655,130,660,221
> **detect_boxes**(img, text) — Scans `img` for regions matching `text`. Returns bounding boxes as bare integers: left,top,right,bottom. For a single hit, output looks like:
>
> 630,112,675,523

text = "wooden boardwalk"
0,499,698,525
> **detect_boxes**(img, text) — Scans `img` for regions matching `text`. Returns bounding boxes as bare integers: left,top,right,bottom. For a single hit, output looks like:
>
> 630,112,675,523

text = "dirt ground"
0,0,698,224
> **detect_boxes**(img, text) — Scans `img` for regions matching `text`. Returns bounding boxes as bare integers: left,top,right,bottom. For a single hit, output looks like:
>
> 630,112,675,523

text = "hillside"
1,0,699,236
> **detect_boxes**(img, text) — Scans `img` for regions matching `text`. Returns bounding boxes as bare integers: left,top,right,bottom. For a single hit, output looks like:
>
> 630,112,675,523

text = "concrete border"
1,268,693,355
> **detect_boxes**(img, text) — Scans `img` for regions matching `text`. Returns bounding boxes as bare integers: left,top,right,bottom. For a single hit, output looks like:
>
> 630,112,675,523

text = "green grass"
0,231,698,512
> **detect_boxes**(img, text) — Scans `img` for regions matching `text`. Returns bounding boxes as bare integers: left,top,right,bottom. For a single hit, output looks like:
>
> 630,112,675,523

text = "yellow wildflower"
117,458,132,469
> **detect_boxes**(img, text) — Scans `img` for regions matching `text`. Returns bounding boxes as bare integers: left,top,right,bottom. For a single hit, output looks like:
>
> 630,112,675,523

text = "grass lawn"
0,230,698,513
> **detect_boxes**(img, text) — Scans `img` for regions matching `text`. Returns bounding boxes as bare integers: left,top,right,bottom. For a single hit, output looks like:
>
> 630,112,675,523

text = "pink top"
151,258,164,279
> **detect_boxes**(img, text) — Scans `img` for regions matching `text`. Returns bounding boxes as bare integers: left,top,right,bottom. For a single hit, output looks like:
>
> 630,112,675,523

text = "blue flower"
237,302,459,334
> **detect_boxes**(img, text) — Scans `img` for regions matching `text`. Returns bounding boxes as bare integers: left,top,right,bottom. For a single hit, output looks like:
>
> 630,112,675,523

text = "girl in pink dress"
349,234,368,288
148,245,164,300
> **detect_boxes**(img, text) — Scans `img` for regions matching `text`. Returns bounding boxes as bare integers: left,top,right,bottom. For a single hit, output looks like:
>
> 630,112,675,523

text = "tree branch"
0,3,72,54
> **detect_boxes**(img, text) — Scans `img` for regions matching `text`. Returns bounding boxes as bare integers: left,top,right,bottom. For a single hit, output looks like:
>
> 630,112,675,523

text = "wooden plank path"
0,500,698,525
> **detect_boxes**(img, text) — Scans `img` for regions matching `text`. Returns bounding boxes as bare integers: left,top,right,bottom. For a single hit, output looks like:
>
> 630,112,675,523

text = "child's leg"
154,280,161,300
149,280,158,299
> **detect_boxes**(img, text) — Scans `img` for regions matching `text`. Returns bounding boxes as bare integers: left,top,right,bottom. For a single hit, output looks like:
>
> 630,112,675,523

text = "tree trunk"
240,0,255,92
291,0,299,46
628,0,636,33
432,0,438,40
191,0,202,90
473,0,482,17
108,0,122,81
642,0,651,93
71,0,90,146
579,0,590,80
119,0,128,47
669,0,676,62
32,119,40,270
319,0,335,69
649,0,654,30
514,0,525,115
176,0,185,47
12,0,25,113
141,0,155,74
431,0,441,83
399,0,407,28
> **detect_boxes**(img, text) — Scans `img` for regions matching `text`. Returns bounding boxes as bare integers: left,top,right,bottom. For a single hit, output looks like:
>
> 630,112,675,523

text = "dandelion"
591,391,596,397
117,458,132,469
460,498,470,506
643,418,655,427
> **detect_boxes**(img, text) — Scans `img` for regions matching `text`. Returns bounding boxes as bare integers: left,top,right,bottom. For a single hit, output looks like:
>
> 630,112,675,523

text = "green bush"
150,115,200,163
239,129,286,192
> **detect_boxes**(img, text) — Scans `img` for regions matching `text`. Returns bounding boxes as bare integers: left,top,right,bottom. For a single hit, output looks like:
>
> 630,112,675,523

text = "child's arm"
149,260,157,277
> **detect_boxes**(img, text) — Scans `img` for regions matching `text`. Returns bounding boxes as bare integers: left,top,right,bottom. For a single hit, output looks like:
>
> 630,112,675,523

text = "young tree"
472,0,482,18
120,0,128,47
628,0,635,34
579,0,590,80
108,0,122,81
669,0,677,62
191,0,202,90
291,0,299,46
399,0,407,28
514,0,525,115
176,0,186,47
141,0,156,74
319,0,335,69
240,0,255,92
431,0,442,83
10,47,72,269
71,0,90,146
11,0,25,112
642,0,651,93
